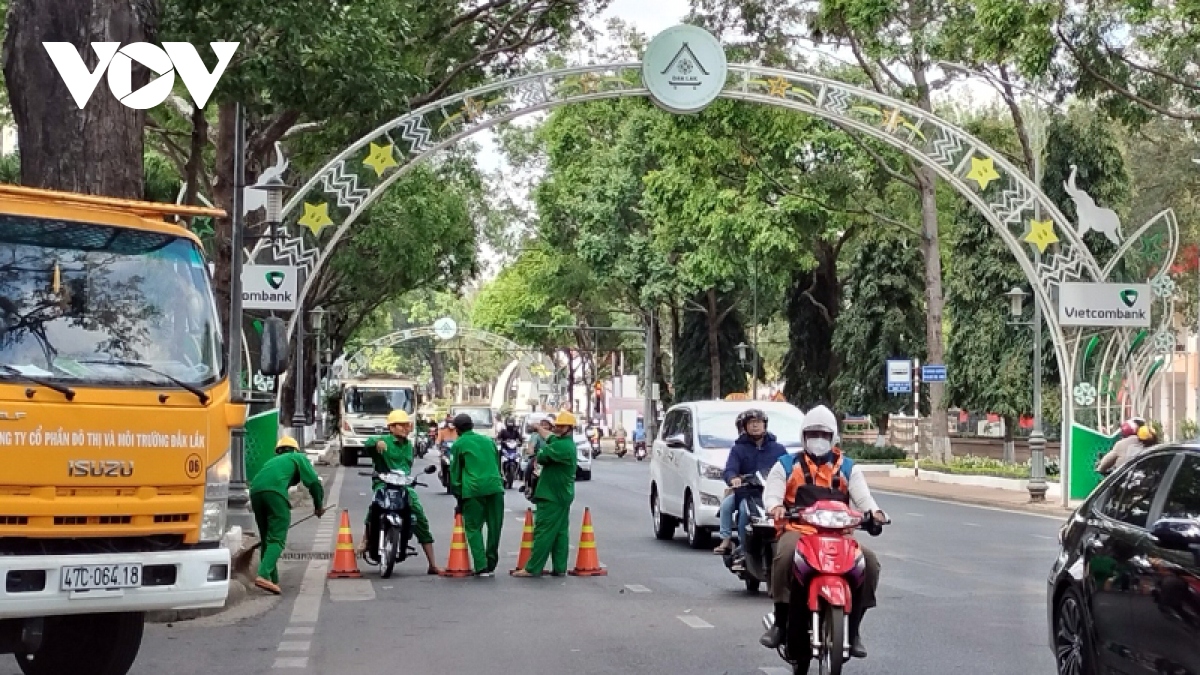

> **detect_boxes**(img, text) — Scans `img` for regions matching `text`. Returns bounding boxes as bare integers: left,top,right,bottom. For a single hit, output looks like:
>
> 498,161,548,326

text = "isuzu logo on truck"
68,460,134,478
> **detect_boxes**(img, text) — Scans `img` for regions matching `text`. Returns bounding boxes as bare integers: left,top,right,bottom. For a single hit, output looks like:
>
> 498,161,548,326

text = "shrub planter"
886,467,1062,498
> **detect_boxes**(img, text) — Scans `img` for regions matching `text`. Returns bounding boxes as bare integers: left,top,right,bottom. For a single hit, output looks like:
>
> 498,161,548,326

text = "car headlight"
201,453,232,542
699,492,723,507
700,463,724,480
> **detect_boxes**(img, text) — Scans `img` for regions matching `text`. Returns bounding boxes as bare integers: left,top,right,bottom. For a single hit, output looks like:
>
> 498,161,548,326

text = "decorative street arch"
339,325,555,411
245,24,1180,503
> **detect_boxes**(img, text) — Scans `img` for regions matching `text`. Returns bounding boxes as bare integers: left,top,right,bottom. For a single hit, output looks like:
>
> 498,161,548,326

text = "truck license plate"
60,563,142,591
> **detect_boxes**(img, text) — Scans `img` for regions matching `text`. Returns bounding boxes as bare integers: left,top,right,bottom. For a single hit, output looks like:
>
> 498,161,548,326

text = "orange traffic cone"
568,507,607,577
440,513,473,578
327,509,362,579
510,508,534,574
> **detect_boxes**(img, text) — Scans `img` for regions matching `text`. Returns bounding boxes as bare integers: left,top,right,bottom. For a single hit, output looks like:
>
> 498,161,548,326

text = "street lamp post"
1005,287,1049,502
225,103,254,535
751,258,759,399
311,306,326,441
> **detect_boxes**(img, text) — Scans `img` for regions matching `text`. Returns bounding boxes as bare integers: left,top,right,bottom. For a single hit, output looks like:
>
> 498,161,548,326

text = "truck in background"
0,186,258,675
335,376,418,466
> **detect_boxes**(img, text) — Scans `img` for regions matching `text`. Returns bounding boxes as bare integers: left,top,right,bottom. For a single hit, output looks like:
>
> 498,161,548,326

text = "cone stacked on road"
440,513,473,578
327,509,362,579
510,507,534,574
568,507,607,576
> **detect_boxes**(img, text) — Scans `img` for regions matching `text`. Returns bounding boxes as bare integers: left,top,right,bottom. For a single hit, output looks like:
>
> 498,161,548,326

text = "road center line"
677,615,714,629
624,584,652,593
277,641,311,652
272,657,308,669
283,626,314,635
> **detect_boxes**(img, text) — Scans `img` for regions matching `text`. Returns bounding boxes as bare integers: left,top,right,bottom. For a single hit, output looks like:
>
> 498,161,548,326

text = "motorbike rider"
359,410,442,575
1097,416,1148,474
497,418,523,446
760,405,886,659
449,413,505,576
714,410,786,561
436,414,457,445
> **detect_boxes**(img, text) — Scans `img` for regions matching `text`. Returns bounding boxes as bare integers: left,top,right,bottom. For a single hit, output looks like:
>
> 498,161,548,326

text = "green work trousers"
462,493,505,573
363,487,434,544
251,491,291,583
524,498,572,576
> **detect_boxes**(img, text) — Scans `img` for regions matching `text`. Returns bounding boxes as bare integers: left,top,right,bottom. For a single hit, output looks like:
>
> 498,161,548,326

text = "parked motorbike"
438,441,454,494
520,452,539,502
500,438,521,489
615,437,628,458
762,501,888,675
721,473,773,593
634,440,647,461
361,465,438,578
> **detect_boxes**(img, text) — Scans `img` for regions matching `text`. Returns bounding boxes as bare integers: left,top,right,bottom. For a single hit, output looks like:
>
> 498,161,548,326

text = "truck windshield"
0,216,224,387
345,388,414,415
453,407,494,427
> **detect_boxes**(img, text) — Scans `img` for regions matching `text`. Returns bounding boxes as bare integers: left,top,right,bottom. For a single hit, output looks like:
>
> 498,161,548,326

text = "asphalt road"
3,453,1066,675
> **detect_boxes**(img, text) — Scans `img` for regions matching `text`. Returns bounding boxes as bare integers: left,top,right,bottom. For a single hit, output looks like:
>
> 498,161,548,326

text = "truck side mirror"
259,317,289,376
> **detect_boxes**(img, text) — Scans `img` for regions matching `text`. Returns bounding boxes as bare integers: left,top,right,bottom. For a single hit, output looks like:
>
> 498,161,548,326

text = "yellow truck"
0,185,250,674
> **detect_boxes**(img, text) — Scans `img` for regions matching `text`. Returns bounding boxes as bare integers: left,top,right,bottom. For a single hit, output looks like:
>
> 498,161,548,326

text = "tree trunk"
565,349,576,410
912,66,952,463
212,103,237,338
705,287,722,399
430,349,446,399
4,0,151,197
1002,414,1016,464
653,307,671,410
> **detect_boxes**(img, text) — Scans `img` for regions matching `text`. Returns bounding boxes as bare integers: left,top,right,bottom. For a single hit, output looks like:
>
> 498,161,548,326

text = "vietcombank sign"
1058,282,1152,328
242,264,297,311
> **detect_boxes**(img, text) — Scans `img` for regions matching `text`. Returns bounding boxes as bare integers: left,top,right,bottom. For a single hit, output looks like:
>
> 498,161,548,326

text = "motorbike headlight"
801,508,860,529
700,463,725,481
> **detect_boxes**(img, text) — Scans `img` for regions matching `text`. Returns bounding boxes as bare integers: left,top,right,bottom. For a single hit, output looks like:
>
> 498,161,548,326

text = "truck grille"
154,514,190,524
352,425,387,435
0,516,28,525
53,515,133,526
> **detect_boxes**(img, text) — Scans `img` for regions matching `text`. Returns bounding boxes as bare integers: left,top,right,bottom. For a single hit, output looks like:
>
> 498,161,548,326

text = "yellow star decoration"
766,76,791,98
1024,218,1059,254
881,108,908,132
966,156,1001,190
579,74,600,94
462,97,484,122
298,202,334,237
362,142,397,177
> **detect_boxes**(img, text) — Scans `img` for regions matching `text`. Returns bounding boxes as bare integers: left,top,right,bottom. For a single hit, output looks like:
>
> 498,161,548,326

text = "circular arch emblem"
248,24,1180,504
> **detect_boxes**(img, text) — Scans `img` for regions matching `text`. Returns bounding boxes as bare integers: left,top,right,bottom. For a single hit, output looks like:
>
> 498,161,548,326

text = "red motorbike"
763,500,887,675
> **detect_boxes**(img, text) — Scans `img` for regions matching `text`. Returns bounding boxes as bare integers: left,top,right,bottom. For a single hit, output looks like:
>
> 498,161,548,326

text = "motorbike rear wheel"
380,526,399,579
744,577,762,594
819,604,845,675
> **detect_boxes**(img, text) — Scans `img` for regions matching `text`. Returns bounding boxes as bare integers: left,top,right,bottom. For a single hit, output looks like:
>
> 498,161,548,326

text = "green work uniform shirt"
533,433,577,504
249,451,324,510
363,434,414,491
449,430,504,499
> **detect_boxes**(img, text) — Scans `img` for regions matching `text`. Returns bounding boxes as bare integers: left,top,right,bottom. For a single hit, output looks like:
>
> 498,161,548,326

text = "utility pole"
225,103,254,535
752,257,759,399
644,309,657,442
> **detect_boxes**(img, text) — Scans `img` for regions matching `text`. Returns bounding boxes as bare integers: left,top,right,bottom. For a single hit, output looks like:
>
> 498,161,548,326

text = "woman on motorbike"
1097,416,1149,475
715,410,787,567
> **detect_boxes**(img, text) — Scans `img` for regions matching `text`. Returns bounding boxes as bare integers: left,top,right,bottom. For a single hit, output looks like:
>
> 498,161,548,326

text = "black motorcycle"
634,440,647,461
438,441,454,494
721,473,775,593
500,438,521,489
362,465,438,578
414,433,429,459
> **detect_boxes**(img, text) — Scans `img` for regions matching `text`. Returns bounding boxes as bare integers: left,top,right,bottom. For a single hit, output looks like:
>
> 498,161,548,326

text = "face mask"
805,438,832,457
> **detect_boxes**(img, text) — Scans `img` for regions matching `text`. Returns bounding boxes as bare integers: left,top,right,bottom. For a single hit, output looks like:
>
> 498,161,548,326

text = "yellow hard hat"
387,410,411,426
553,410,578,427
1137,426,1155,442
276,436,299,451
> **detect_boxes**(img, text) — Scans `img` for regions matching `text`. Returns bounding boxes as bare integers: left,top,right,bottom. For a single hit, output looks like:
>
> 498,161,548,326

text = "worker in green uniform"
512,410,578,578
358,409,442,575
249,436,326,594
448,413,505,576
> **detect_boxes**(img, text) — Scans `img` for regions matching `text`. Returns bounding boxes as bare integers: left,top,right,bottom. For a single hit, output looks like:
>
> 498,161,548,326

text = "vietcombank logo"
244,270,292,304
1062,287,1147,322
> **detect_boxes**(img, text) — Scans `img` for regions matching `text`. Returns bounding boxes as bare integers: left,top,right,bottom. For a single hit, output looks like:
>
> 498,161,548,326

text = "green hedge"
896,454,1060,482
842,442,907,463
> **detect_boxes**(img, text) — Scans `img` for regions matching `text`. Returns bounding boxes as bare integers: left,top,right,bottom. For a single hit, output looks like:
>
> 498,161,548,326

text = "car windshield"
345,387,414,415
453,407,494,426
0,216,223,387
696,409,806,448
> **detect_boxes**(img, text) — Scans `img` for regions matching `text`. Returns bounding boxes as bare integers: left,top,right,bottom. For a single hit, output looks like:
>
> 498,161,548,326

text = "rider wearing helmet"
497,417,523,445
1097,416,1149,475
360,409,442,575
248,436,325,594
714,409,787,560
760,405,886,658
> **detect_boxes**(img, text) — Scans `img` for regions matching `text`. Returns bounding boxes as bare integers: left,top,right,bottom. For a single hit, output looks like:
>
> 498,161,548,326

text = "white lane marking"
328,579,376,602
1032,534,1055,540
273,657,308,668
283,626,314,635
514,517,527,522
624,584,652,593
906,512,924,517
677,615,714,629
760,668,792,675
964,522,981,527
277,641,311,652
289,560,329,623
874,489,1070,521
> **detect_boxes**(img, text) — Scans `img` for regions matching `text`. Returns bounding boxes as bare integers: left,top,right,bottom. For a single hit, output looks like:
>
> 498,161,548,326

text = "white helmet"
801,405,840,456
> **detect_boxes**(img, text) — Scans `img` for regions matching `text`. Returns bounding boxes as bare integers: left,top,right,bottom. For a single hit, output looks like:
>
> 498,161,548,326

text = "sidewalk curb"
872,483,1073,518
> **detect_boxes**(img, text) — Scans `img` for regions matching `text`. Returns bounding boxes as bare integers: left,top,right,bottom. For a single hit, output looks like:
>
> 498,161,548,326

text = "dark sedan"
1048,444,1200,674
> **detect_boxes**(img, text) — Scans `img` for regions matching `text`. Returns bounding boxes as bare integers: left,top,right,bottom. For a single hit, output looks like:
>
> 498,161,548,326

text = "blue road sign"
921,365,947,382
886,359,912,394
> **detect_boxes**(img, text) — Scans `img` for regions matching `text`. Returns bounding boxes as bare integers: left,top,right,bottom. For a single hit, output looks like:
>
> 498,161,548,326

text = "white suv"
520,413,593,480
649,400,806,548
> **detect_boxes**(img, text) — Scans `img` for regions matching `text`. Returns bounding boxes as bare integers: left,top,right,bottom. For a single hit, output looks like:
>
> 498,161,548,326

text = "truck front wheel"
17,612,144,675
